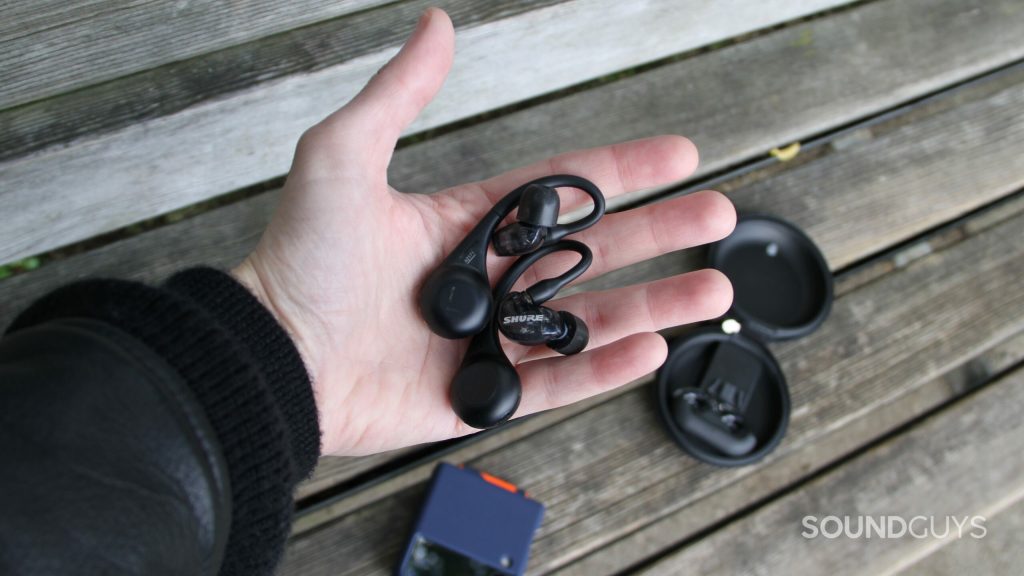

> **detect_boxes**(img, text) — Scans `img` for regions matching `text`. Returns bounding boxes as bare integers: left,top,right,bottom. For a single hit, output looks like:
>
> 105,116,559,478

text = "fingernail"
419,8,434,27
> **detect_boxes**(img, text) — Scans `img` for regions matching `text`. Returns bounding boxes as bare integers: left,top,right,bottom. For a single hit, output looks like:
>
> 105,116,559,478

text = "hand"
232,8,736,456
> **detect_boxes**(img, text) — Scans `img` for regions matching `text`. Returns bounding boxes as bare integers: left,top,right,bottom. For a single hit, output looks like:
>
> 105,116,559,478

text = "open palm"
232,8,736,456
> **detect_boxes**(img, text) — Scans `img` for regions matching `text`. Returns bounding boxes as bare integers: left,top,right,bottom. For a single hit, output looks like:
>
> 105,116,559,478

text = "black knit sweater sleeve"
1,267,320,576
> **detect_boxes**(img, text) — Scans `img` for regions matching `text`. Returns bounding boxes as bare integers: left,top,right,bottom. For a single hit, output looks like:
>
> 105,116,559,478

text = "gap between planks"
561,321,1024,574
0,0,860,262
387,0,1024,207
0,0,391,109
3,51,1024,506
636,364,1024,576
292,65,1024,520
0,0,570,162
3,0,1018,271
2,0,1020,304
276,190,1024,574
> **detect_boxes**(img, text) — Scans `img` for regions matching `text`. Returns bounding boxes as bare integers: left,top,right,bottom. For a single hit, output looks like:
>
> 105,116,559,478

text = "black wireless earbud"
670,342,761,457
497,294,589,356
419,175,604,339
420,174,604,429
450,241,592,429
493,183,561,256
494,239,591,356
672,388,757,457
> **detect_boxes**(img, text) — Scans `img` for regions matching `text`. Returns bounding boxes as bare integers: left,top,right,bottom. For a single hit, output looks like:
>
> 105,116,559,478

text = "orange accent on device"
480,472,518,493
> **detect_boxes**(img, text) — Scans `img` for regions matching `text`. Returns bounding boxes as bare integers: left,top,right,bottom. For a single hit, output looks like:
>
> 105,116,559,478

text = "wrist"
167,266,322,471
230,257,333,450
231,258,320,378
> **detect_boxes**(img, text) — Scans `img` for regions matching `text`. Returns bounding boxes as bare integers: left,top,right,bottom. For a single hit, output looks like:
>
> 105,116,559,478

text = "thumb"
325,8,455,172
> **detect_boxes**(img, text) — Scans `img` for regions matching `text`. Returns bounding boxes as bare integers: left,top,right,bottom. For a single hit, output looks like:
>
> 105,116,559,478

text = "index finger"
443,135,699,212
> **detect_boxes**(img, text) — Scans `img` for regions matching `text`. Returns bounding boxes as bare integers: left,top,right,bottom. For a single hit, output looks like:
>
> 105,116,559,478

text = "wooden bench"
2,0,1023,574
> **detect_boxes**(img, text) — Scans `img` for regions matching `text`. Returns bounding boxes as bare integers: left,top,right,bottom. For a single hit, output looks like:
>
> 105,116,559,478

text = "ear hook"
493,240,592,303
493,175,605,256
419,175,604,339
450,241,593,429
535,175,605,245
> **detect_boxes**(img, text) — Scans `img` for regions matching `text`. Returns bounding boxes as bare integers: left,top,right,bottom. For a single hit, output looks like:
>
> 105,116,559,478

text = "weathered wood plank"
0,0,390,109
3,58,1022,503
296,190,1024,534
388,0,1024,205
0,0,568,162
895,492,1024,575
560,326,1024,574
277,196,1024,574
298,453,407,502
4,3,1023,319
6,0,932,263
579,61,1024,293
638,366,1024,576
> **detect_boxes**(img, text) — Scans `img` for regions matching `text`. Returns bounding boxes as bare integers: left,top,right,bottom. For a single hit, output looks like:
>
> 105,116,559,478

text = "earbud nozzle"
549,312,589,355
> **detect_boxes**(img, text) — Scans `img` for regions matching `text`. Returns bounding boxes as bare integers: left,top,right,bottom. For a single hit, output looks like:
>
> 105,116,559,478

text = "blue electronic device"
396,463,545,576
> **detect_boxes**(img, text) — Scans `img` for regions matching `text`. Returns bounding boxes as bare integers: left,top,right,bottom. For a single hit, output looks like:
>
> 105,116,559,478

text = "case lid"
708,214,833,342
655,214,832,466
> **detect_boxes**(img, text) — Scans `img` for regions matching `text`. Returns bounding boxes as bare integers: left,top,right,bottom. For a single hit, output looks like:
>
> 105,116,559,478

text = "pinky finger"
513,332,668,418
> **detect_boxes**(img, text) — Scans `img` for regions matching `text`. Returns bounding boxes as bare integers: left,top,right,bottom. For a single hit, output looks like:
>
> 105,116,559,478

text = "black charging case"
656,214,833,466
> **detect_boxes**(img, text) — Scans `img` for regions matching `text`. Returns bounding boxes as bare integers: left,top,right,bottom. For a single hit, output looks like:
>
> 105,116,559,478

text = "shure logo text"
503,314,545,324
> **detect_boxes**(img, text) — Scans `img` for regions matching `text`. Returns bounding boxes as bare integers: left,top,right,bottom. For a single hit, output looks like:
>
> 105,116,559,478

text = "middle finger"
508,268,733,363
506,189,735,290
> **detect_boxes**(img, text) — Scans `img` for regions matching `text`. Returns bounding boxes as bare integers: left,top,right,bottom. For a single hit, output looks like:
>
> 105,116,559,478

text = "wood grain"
276,198,1024,574
0,0,389,109
560,327,1024,574
2,0,1020,571
639,366,1024,576
2,0,1020,291
298,452,411,502
894,492,1024,575
0,0,889,262
0,0,568,162
577,62,1024,294
296,190,1024,534
3,59,1022,502
387,0,1024,205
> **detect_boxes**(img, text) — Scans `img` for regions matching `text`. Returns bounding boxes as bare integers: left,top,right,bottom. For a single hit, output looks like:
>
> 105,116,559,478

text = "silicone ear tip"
517,184,561,227
550,312,589,355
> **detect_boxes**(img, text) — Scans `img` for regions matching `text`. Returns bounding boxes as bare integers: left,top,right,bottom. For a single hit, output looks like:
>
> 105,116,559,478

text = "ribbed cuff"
166,267,320,477
7,269,320,576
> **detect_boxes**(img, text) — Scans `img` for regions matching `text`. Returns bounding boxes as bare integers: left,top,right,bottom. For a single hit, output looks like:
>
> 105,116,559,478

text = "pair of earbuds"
669,341,761,458
419,175,606,429
673,387,756,457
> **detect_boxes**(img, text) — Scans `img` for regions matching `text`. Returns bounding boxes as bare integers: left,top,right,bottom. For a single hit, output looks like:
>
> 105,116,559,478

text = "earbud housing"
418,174,605,341
448,239,594,429
418,175,605,430
497,294,589,355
